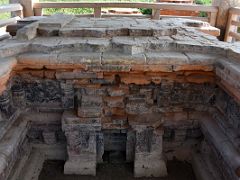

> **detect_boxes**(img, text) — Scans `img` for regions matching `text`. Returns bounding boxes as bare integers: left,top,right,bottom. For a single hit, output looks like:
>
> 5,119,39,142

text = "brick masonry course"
0,15,239,180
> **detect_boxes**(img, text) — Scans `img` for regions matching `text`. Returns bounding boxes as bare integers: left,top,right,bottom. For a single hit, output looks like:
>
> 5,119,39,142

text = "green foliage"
43,8,93,15
195,0,212,17
0,0,8,5
0,12,10,19
195,0,211,5
0,0,10,19
40,0,153,15
139,8,152,15
199,11,207,17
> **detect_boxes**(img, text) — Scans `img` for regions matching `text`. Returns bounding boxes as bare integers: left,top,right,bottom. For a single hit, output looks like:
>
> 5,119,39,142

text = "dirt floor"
38,160,196,180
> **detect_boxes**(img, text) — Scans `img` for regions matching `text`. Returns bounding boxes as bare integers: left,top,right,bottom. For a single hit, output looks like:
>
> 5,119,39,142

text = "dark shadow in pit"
38,159,196,180
103,150,126,163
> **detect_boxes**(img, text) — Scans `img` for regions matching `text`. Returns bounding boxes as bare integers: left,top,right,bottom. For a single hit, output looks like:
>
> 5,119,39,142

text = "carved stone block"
22,80,61,105
11,84,26,108
61,82,74,109
42,131,57,145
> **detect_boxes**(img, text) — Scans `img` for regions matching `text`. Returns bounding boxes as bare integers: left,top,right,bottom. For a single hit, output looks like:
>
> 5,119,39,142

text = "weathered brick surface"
0,15,240,179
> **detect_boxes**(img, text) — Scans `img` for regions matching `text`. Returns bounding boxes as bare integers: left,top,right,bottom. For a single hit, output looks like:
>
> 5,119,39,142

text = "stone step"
0,116,29,180
7,142,32,180
8,143,66,180
213,112,240,152
32,143,67,161
200,116,240,180
17,149,45,180
0,110,20,141
192,152,222,180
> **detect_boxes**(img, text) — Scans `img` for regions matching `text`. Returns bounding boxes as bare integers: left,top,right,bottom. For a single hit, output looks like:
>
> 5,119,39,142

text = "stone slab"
146,52,188,65
38,14,74,29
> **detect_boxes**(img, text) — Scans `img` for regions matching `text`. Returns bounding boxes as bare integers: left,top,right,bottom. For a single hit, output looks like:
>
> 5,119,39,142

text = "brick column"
133,126,167,177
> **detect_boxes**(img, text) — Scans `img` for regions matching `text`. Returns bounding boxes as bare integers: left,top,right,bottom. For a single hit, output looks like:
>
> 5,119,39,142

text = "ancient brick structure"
0,14,239,180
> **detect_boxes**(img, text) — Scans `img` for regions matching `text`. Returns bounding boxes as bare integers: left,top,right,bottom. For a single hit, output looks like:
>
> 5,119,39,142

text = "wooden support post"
94,7,101,18
34,8,42,16
209,11,217,27
212,0,240,40
10,0,39,17
152,9,160,20
224,12,238,42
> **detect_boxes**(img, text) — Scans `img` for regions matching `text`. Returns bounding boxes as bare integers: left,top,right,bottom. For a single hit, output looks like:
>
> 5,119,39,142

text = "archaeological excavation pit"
0,14,239,180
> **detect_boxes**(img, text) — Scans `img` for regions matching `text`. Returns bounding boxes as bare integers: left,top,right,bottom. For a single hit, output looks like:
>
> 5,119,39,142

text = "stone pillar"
64,128,97,175
212,0,240,40
126,129,135,162
62,87,103,176
62,111,102,176
96,132,104,163
61,81,74,109
133,126,167,178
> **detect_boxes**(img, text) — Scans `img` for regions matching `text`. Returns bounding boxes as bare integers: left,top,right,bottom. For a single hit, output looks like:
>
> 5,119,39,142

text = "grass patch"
195,0,211,5
196,0,212,17
43,8,93,15
0,0,8,5
0,0,10,19
0,12,10,19
139,8,152,15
